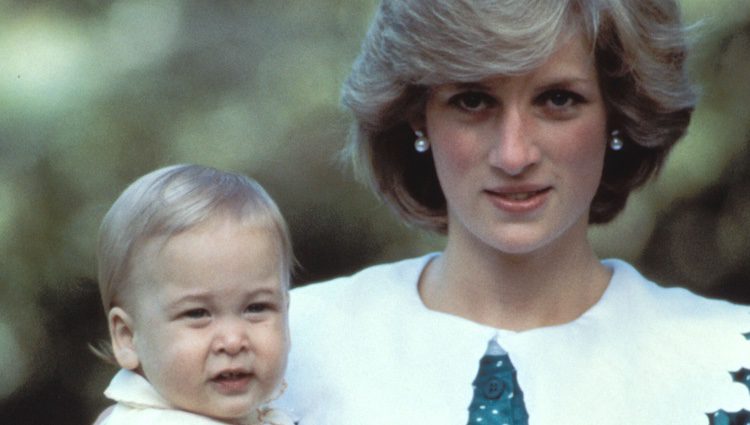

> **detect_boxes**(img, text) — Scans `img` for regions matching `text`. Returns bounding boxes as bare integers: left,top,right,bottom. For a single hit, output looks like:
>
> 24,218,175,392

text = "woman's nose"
212,318,250,355
487,108,540,176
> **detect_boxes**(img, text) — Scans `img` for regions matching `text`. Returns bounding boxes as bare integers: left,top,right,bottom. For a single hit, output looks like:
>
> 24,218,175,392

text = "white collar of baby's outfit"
104,369,295,425
104,369,172,410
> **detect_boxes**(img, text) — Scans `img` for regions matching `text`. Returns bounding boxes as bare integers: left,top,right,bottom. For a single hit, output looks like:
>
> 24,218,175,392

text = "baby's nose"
212,318,250,355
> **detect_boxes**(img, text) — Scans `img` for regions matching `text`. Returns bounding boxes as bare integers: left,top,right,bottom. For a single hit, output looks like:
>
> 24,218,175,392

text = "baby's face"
127,217,289,421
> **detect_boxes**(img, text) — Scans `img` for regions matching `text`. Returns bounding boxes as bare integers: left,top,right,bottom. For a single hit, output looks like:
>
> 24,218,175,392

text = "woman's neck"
418,222,611,331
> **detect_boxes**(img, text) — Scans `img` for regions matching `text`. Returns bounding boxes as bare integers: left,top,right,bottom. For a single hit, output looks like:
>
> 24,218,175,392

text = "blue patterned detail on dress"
707,409,750,425
732,368,750,393
466,337,529,425
707,333,750,424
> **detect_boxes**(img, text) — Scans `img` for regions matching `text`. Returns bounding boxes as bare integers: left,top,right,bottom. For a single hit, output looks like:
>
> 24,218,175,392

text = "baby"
94,164,294,425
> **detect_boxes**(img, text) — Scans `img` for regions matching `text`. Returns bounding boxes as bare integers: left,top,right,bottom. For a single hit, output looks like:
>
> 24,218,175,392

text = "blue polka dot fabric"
467,337,529,425
707,332,750,425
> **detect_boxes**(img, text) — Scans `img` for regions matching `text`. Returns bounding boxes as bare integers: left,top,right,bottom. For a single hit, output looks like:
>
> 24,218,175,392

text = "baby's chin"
178,399,264,424
193,409,257,424
167,380,281,422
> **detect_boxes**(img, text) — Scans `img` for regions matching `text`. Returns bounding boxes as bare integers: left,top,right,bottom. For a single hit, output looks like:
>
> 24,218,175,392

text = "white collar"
104,369,172,410
104,369,295,425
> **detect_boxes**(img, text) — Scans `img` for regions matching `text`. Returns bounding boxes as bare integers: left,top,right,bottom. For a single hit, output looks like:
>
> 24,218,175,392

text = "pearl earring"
609,130,624,151
414,130,430,153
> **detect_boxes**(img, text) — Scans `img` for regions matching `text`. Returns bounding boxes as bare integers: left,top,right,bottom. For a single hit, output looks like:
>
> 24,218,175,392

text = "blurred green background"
0,0,749,423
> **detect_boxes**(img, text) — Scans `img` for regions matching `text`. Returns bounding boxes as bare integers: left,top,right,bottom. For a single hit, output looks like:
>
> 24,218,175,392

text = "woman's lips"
484,187,551,213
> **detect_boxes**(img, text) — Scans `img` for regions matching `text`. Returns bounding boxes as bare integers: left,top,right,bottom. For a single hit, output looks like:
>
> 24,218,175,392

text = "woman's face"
423,34,607,255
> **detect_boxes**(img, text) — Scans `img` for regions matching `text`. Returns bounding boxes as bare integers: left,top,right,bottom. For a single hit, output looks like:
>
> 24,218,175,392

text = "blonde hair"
342,0,697,231
93,165,292,363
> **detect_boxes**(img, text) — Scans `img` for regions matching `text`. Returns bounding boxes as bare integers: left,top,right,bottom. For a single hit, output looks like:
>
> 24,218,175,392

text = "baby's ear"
108,307,140,370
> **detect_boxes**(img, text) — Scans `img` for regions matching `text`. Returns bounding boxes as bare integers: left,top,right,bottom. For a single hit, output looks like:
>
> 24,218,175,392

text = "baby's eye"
245,303,272,314
183,308,210,319
449,91,496,112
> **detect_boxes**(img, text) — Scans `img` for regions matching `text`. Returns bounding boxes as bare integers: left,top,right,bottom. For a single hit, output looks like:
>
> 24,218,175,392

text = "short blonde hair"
97,164,293,313
342,0,697,232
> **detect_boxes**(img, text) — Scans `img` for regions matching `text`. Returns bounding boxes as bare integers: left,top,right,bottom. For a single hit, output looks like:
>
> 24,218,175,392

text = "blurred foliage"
0,1,748,423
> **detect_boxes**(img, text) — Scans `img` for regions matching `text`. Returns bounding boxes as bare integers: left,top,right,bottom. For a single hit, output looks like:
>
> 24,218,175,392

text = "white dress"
277,254,750,424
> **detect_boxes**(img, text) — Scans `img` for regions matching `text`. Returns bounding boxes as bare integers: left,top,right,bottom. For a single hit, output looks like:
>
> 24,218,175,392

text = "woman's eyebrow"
538,77,594,87
535,63,597,83
531,74,600,93
444,81,493,91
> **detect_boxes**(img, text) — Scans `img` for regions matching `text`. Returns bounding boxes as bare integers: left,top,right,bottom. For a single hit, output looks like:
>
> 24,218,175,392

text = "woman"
277,0,750,423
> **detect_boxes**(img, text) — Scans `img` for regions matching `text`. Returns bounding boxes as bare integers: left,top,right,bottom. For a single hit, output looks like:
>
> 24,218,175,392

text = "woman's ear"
408,118,425,135
108,307,140,370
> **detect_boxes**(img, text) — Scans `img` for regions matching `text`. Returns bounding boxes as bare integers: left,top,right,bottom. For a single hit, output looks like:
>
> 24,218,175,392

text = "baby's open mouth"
211,370,253,394
214,370,251,381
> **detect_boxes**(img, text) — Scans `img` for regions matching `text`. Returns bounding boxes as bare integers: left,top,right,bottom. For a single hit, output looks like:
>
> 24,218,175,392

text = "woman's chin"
477,228,559,257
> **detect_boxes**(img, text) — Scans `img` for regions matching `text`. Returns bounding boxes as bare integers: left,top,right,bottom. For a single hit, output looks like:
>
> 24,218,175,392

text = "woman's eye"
539,90,584,109
450,91,494,112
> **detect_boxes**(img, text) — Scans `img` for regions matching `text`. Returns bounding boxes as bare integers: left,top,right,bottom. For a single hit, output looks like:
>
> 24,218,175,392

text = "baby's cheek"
159,338,204,379
258,326,289,383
